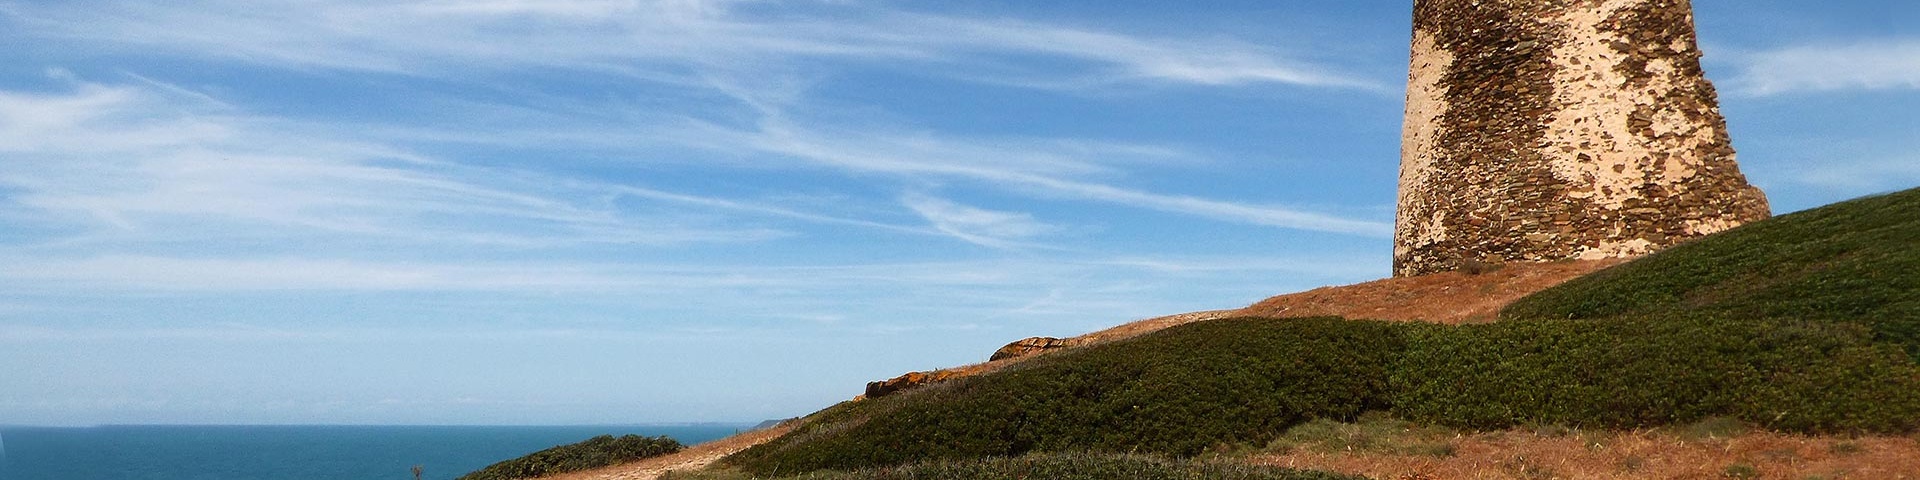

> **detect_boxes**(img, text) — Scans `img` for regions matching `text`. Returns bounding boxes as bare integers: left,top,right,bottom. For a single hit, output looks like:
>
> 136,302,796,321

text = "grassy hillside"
1503,187,1920,358
729,317,1405,474
724,187,1920,476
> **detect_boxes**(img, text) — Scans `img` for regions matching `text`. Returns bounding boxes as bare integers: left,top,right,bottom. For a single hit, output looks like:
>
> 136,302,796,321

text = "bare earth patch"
1252,428,1920,480
1235,259,1623,325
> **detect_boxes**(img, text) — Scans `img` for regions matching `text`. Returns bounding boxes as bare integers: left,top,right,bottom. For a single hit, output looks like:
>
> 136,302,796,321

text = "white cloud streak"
920,16,1382,90
0,78,951,249
733,118,1394,236
245,80,1393,237
4,2,1392,239
2,0,1377,91
902,194,1059,249
0,252,1371,293
1729,40,1920,96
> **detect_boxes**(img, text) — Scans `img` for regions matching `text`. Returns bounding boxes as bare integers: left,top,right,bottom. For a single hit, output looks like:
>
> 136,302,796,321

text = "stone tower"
1394,0,1771,277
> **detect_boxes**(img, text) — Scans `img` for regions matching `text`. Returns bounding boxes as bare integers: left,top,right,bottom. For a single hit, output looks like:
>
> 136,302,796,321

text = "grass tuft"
1722,463,1760,479
1676,417,1752,442
1267,412,1457,457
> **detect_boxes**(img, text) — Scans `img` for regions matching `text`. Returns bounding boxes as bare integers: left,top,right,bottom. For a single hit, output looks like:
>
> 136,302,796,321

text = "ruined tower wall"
1394,0,1771,277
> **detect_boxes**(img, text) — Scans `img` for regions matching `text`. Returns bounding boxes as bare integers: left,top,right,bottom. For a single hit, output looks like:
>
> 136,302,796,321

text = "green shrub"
1392,316,1920,433
1502,187,1920,359
675,453,1364,480
734,315,1920,475
457,434,682,480
728,317,1405,475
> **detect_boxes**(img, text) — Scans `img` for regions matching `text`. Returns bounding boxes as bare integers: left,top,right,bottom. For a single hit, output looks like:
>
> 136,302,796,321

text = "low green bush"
1392,316,1920,433
728,317,1405,475
734,315,1920,475
675,453,1364,480
1502,187,1920,359
457,434,682,480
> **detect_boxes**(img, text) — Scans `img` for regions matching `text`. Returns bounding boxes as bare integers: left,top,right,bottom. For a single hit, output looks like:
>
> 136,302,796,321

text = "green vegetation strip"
670,453,1363,480
457,434,683,480
730,317,1402,473
728,187,1920,476
1503,187,1920,360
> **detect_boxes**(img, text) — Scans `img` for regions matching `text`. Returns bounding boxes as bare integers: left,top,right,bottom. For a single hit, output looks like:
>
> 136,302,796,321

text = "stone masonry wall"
1395,0,1771,277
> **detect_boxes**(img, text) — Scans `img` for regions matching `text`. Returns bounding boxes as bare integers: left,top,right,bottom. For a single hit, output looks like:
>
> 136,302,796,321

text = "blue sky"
1,0,1915,426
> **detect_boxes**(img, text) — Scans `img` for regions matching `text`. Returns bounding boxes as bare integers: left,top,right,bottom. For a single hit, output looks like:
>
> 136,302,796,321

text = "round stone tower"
1394,0,1771,277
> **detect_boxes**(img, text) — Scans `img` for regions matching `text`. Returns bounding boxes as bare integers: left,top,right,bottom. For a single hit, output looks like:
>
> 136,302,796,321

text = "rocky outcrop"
1395,0,1769,277
861,311,1238,400
864,369,966,399
865,337,1075,398
989,337,1072,361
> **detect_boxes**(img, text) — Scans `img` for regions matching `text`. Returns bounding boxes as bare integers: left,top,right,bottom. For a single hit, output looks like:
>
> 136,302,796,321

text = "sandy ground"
543,422,794,480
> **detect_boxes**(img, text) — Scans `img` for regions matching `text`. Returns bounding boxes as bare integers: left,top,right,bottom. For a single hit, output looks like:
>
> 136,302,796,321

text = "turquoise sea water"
0,424,743,480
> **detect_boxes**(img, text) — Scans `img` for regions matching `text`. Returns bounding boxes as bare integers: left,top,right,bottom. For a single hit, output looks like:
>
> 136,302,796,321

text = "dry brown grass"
1252,428,1920,480
1235,259,1624,325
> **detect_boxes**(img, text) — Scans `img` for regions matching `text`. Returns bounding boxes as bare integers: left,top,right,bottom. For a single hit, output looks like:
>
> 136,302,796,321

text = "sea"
0,424,744,480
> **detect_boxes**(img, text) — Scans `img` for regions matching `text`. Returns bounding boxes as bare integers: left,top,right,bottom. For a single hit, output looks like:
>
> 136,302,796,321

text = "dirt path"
543,422,795,480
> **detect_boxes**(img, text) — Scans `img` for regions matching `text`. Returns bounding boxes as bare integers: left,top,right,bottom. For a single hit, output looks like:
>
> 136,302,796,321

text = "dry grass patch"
1250,418,1920,479
1237,260,1622,325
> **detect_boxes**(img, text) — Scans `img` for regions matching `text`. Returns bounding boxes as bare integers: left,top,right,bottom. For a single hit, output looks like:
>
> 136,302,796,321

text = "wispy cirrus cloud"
912,16,1383,90
391,81,1394,237
0,0,1377,91
4,1,1393,241
1727,39,1920,96
0,251,1369,294
725,117,1395,237
0,75,991,251
902,194,1060,249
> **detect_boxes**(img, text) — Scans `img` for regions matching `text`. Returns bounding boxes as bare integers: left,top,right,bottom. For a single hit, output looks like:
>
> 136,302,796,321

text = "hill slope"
1504,187,1920,359
721,187,1920,476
